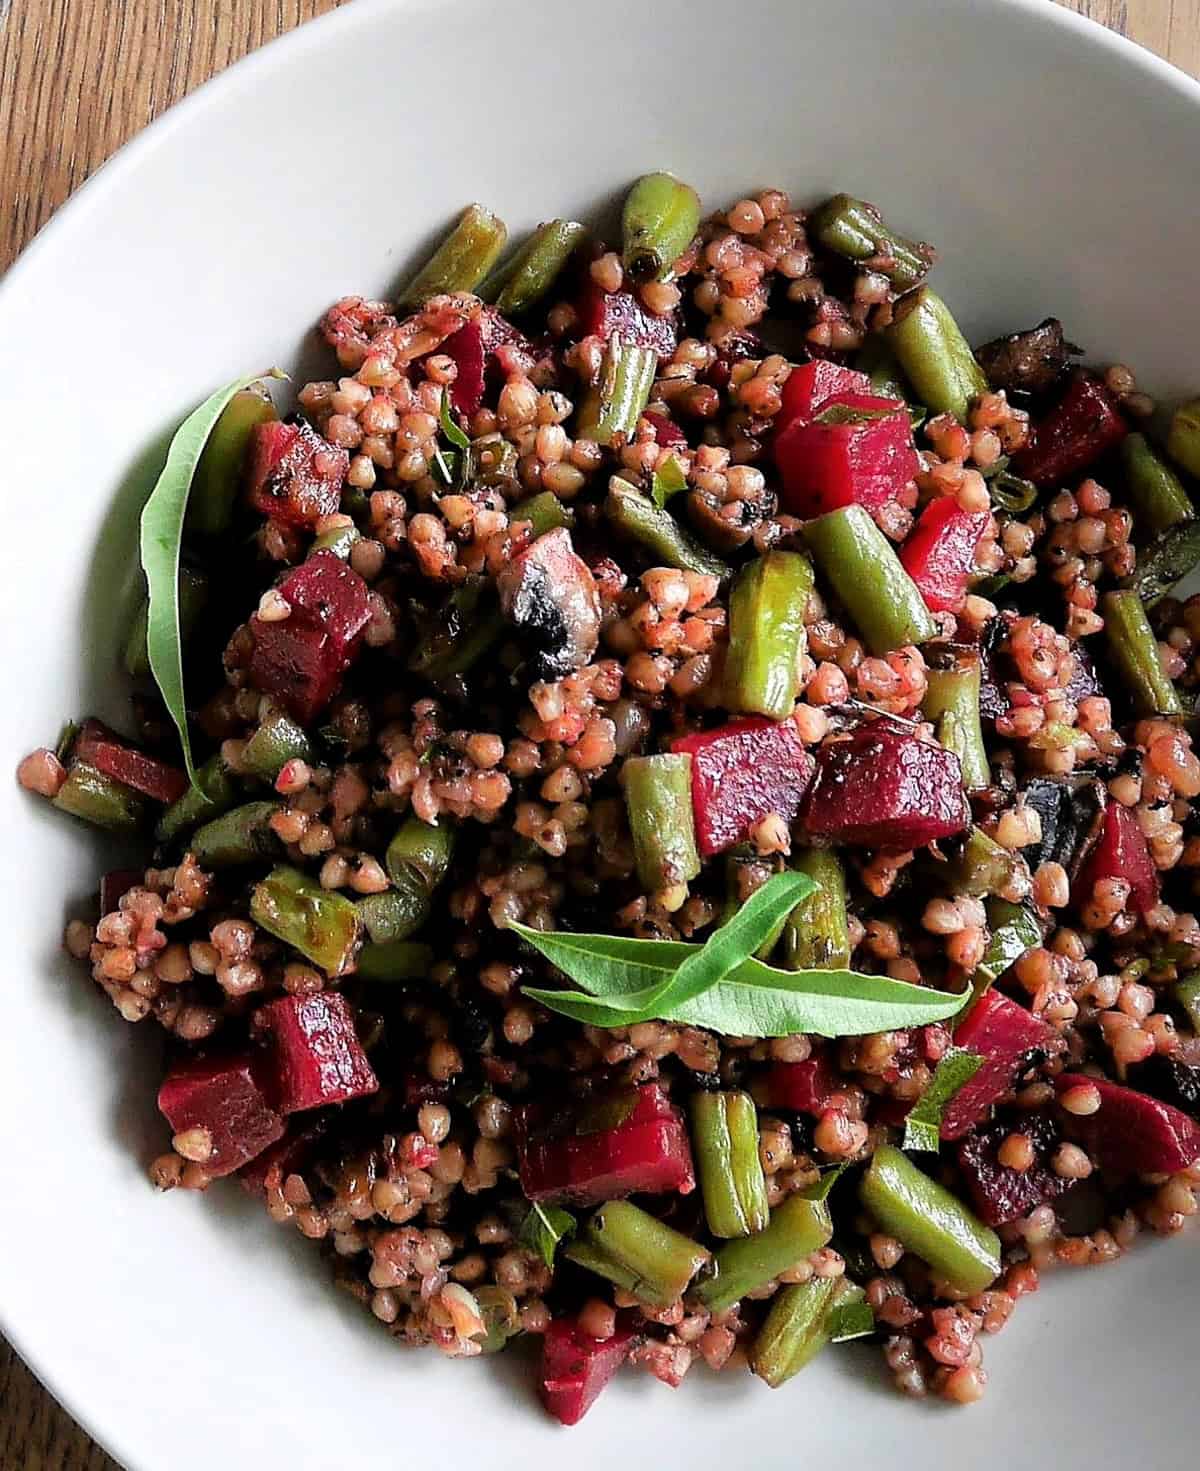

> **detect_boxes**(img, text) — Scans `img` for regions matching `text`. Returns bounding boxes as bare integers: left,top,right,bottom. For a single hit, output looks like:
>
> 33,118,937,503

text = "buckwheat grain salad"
18,176,1200,1422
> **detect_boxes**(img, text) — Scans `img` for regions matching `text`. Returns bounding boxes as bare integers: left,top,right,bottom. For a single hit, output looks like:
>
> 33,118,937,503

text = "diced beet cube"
801,724,970,850
496,528,600,680
441,307,531,415
774,392,918,517
956,1111,1073,1225
941,990,1056,1140
238,1114,331,1197
644,409,688,449
246,419,348,527
1055,1074,1200,1175
776,361,872,432
1071,800,1159,918
670,718,815,857
1012,373,1128,488
276,551,372,661
253,992,379,1114
74,720,188,804
158,1053,284,1177
516,1083,694,1206
100,867,143,915
576,283,677,359
899,497,990,614
765,1053,836,1115
540,1318,635,1425
1128,1055,1200,1121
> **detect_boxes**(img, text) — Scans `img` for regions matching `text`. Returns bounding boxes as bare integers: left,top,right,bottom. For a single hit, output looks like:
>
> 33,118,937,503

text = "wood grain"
0,0,1197,1466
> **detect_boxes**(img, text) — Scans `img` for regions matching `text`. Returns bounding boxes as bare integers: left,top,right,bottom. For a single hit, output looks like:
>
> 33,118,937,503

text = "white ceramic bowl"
3,1,1200,1466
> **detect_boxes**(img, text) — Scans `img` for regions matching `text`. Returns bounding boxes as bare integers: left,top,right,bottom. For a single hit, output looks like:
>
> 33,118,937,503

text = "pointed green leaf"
902,1047,985,1153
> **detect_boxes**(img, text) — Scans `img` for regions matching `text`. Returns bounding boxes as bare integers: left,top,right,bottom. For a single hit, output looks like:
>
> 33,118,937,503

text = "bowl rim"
4,0,1200,1465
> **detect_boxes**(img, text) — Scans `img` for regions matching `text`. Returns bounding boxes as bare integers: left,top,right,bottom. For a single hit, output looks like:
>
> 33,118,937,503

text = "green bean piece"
780,849,851,970
241,715,314,783
184,384,278,538
988,470,1038,514
356,939,434,983
1174,972,1200,1031
471,1285,522,1355
694,1192,834,1315
811,194,933,292
622,752,701,895
490,219,588,315
124,566,208,679
855,335,911,402
719,854,789,959
1122,433,1193,535
1102,589,1182,716
725,551,814,720
1167,398,1200,479
398,204,508,309
621,172,702,283
357,887,429,945
510,491,575,538
155,753,236,843
576,340,657,446
565,1200,710,1308
1121,520,1200,607
690,1092,770,1239
465,433,519,483
976,899,1043,986
250,864,364,976
52,762,146,831
191,801,280,868
751,1276,866,1388
860,1144,1000,1295
803,504,937,654
310,523,361,560
409,579,504,683
605,479,729,580
922,657,990,789
385,816,456,893
886,287,988,423
949,828,1027,900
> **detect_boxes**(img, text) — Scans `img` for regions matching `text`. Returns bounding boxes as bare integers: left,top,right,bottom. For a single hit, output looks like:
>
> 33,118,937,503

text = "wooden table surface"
1,0,1199,1463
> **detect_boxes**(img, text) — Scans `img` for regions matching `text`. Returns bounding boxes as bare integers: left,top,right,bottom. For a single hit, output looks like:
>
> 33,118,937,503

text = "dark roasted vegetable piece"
1128,1055,1200,1122
1019,776,1106,877
974,317,1078,396
495,528,600,680
957,1111,1073,1226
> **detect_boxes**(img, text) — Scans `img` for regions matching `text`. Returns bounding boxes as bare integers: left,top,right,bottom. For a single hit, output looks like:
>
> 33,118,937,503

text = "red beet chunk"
644,408,688,449
246,419,348,528
956,1111,1073,1225
1071,800,1159,918
441,307,531,415
765,1053,836,1115
516,1083,695,1206
776,361,872,432
540,1317,635,1425
576,283,677,359
775,392,918,518
899,496,990,614
253,992,379,1114
1013,373,1128,487
801,724,969,850
277,551,372,660
238,1114,331,1196
671,718,815,857
941,990,1056,1140
158,1053,284,1177
1055,1074,1200,1176
100,867,143,914
74,720,188,804
496,528,600,681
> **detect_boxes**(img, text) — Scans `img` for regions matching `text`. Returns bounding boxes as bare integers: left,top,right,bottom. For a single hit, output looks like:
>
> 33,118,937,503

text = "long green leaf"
510,922,692,999
902,1047,984,1152
139,372,281,786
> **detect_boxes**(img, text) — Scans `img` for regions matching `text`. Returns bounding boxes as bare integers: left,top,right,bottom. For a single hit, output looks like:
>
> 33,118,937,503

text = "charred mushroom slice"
974,317,1080,396
496,527,601,680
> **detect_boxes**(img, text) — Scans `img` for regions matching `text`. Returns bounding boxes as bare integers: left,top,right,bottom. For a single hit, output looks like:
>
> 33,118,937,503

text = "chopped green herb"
651,454,688,508
519,1202,576,1268
903,1048,985,1153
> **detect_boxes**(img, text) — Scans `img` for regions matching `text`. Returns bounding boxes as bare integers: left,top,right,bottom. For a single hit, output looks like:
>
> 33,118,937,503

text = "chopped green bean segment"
811,194,932,291
398,204,507,308
185,384,278,538
471,1285,521,1355
310,523,361,560
565,1199,710,1307
155,753,236,843
409,579,503,682
860,1145,999,1295
490,219,588,315
988,470,1038,514
124,566,208,678
803,504,936,654
622,172,701,282
886,287,988,423
385,816,455,893
191,801,280,867
52,762,146,832
949,828,1026,900
976,899,1043,986
1121,519,1200,607
725,551,813,720
855,335,911,402
241,715,313,783
751,1275,866,1388
250,864,364,976
1174,973,1200,1031
690,1091,770,1238
355,939,434,983
1102,589,1183,716
357,887,429,944
923,658,990,789
605,479,728,580
694,1192,834,1315
576,341,657,445
781,848,851,970
622,752,701,894
510,491,575,538
1122,433,1193,535
1167,397,1200,479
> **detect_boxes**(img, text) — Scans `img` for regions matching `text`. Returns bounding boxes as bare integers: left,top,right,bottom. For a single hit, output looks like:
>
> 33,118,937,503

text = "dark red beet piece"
100,867,143,914
644,408,689,449
670,717,815,857
238,1114,332,1197
899,496,990,614
765,1053,836,1115
516,1083,695,1206
775,392,918,518
441,307,531,415
246,419,349,528
1055,1074,1200,1175
776,361,872,432
540,1318,635,1425
253,992,379,1115
576,283,677,359
157,1053,284,1177
801,724,969,850
956,1111,1073,1225
496,528,600,681
1012,373,1128,487
941,990,1056,1140
1071,800,1160,918
74,720,188,804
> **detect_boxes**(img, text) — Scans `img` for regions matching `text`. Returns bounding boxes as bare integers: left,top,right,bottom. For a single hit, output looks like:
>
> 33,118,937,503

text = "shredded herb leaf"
902,1047,985,1152
439,389,471,450
827,1299,876,1344
518,1202,576,1268
651,454,688,508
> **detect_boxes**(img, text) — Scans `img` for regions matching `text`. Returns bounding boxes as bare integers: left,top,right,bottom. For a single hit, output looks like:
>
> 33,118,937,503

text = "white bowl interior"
3,1,1200,1467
